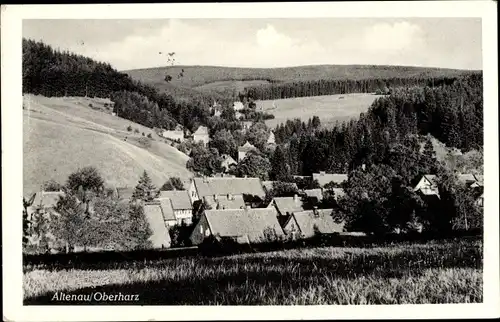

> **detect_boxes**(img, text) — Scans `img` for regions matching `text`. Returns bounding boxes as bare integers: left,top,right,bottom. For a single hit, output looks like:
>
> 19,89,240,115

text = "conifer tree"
132,170,157,202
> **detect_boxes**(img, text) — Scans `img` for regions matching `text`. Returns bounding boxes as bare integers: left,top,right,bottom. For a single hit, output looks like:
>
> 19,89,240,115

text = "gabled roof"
238,141,257,152
293,209,344,237
193,126,209,135
204,208,284,243
272,196,305,216
143,204,172,248
31,190,65,208
158,190,192,210
221,154,237,165
203,194,246,210
312,172,348,187
158,198,176,221
193,177,266,199
304,189,323,201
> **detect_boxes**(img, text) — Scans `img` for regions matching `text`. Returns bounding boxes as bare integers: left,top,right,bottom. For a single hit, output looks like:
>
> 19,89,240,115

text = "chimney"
320,171,326,176
293,194,299,202
245,205,251,210
313,206,319,217
362,164,366,171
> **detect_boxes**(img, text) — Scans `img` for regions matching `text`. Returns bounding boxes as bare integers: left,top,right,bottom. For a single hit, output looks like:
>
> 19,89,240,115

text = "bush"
104,103,108,107
127,125,133,132
147,133,152,139
142,132,145,136
88,103,93,108
134,128,140,133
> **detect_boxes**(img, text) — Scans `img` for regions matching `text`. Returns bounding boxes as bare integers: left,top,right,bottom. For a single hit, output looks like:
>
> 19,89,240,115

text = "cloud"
362,21,426,53
256,24,294,49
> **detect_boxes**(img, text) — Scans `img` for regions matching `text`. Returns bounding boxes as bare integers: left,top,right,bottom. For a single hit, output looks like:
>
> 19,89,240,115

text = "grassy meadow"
258,93,383,128
24,238,482,305
23,94,191,196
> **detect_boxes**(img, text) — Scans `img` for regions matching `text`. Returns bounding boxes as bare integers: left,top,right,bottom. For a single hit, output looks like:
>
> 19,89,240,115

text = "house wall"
238,151,247,162
174,209,193,225
188,181,199,203
190,214,212,245
194,134,210,145
283,217,301,240
418,179,439,195
164,219,178,228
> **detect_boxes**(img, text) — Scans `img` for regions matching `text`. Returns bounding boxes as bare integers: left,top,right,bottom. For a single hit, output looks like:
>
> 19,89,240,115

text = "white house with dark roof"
193,126,210,145
189,207,284,245
312,172,348,187
238,141,257,161
413,174,440,197
26,190,65,221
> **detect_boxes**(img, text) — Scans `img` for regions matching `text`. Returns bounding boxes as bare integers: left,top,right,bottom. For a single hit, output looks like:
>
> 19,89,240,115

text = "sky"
22,18,483,71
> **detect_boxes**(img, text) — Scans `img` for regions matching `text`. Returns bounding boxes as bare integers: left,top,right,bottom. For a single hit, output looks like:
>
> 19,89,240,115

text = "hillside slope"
125,64,477,93
23,95,191,196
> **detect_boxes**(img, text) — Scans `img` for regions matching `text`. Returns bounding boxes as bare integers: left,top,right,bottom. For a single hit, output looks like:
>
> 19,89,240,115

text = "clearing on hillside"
258,93,383,128
23,95,191,196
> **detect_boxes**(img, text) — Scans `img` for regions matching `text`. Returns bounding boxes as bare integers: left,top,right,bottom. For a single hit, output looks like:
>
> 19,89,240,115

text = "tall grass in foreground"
24,238,482,305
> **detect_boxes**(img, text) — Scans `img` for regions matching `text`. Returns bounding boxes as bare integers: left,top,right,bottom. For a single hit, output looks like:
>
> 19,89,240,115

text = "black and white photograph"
2,1,499,320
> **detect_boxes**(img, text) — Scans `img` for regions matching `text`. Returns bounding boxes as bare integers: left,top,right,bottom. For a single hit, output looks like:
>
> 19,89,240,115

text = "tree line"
241,76,469,101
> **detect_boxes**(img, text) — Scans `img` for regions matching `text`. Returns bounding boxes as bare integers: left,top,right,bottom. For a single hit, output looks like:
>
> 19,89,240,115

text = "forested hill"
22,38,222,132
125,64,480,100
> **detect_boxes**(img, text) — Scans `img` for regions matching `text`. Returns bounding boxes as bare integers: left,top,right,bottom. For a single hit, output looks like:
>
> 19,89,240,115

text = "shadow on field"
24,243,482,305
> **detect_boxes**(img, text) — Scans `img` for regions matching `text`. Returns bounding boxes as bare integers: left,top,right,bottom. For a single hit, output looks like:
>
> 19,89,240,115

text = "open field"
258,93,383,128
23,95,191,196
23,238,482,305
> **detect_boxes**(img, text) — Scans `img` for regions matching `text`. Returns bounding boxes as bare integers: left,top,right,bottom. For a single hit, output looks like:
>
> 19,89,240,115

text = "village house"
193,126,210,145
188,176,266,206
211,101,222,117
158,190,193,225
189,207,284,245
142,203,172,249
312,172,348,188
413,175,440,197
238,141,258,161
282,208,345,239
268,194,305,217
242,121,253,132
266,131,276,146
233,101,245,111
235,111,244,120
220,154,237,173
